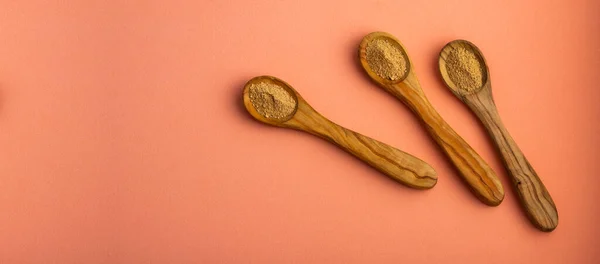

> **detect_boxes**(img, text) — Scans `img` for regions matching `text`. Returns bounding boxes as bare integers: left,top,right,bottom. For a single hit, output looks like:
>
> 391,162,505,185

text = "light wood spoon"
438,40,558,231
243,75,437,189
358,32,504,205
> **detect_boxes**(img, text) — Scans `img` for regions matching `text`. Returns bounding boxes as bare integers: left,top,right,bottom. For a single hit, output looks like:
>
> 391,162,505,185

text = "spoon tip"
438,40,489,96
359,32,412,84
243,76,299,125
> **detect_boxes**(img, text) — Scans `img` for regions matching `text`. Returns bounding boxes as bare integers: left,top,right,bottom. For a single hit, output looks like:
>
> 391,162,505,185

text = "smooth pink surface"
0,0,599,263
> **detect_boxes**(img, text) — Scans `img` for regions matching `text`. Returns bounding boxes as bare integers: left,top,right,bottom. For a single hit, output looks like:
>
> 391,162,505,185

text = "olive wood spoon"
439,40,558,231
359,32,504,205
243,75,437,189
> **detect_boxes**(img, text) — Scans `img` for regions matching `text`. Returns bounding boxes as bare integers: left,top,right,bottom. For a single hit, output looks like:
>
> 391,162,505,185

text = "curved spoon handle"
464,88,558,231
387,79,504,205
285,101,437,189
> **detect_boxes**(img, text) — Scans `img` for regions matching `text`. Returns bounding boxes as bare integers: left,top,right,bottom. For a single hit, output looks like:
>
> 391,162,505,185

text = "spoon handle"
285,101,437,189
464,88,558,231
387,80,504,205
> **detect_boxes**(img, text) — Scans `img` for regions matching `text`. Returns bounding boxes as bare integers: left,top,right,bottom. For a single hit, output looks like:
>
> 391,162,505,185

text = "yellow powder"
365,38,408,81
445,47,484,93
248,82,296,120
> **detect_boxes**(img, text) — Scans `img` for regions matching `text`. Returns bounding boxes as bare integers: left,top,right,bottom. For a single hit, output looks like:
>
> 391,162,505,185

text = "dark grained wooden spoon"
438,40,558,231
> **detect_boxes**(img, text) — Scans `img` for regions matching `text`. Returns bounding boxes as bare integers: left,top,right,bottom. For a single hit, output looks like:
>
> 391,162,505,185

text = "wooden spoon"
438,40,558,231
358,32,504,205
243,75,437,189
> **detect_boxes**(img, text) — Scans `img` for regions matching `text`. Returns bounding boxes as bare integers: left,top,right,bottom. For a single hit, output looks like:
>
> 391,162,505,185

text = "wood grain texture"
243,76,437,189
359,32,504,206
439,40,558,231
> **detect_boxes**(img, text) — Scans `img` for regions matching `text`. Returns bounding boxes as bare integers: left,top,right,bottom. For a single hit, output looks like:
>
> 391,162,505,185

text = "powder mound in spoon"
365,38,408,81
248,82,296,120
445,46,484,93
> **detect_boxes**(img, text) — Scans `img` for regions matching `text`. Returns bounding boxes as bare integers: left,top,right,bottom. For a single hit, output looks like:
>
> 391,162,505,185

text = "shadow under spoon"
243,75,437,189
359,32,504,206
438,40,558,231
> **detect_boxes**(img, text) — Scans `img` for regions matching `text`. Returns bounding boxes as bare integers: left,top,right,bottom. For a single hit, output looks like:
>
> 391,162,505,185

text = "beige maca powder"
248,82,296,120
365,38,408,81
445,47,484,93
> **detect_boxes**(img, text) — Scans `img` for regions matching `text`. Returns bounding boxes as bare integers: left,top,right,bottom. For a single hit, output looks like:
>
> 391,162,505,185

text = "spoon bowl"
242,75,437,189
359,32,412,84
438,40,489,97
243,76,299,125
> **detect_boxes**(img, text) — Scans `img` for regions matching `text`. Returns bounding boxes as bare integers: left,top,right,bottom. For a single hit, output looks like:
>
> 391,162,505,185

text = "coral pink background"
0,0,599,263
